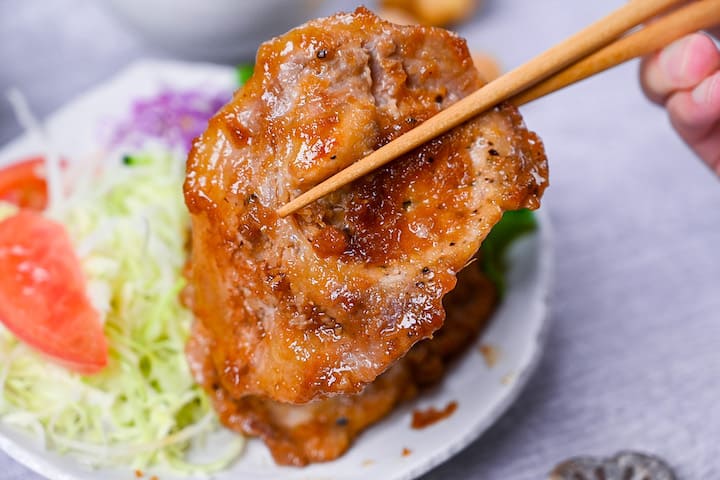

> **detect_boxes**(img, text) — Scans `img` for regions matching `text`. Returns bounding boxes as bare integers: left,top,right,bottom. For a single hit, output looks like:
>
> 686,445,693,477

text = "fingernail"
659,36,692,81
692,72,719,104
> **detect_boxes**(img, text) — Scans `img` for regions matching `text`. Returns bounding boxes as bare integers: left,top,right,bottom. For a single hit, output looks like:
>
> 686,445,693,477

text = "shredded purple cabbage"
109,89,230,152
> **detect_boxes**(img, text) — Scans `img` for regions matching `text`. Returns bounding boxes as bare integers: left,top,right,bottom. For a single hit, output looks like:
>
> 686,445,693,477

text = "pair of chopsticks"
278,0,720,217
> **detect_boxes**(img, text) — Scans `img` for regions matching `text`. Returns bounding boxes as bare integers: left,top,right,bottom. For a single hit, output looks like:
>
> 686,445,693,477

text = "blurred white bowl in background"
104,0,327,62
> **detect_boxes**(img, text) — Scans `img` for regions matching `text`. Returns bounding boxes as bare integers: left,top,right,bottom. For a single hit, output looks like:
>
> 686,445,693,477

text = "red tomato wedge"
0,210,107,374
0,156,48,211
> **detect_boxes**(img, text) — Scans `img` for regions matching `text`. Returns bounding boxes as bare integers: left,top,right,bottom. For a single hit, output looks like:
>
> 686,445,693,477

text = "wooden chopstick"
511,0,720,107
277,0,688,217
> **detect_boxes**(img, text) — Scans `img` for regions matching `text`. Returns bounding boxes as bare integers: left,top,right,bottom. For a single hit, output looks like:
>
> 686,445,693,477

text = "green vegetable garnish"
481,208,538,297
121,154,151,166
236,63,254,86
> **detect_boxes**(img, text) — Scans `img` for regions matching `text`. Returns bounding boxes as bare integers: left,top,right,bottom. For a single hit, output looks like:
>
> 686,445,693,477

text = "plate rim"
395,208,554,480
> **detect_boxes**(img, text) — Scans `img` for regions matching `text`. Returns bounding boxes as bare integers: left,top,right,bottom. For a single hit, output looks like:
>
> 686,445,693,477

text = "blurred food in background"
380,0,480,26
472,52,502,82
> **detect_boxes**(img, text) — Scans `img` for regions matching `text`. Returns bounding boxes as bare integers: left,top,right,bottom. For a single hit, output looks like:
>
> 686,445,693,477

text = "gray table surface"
2,1,719,479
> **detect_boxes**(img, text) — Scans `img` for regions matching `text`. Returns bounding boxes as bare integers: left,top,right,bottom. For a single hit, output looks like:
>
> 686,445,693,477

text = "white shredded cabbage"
0,201,18,221
0,151,244,473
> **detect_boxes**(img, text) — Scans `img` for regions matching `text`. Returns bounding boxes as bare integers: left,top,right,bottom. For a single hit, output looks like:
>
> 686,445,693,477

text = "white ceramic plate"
0,60,552,480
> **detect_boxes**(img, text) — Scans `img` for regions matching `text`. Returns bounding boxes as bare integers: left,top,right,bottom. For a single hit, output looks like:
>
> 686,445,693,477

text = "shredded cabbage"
0,150,244,473
0,201,18,221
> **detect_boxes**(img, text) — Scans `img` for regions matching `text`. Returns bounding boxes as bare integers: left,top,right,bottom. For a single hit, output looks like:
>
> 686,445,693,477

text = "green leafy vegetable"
236,63,254,86
481,208,538,297
121,154,152,167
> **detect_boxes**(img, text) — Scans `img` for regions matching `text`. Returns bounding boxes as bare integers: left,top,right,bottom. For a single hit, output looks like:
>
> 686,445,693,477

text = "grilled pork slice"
184,7,548,404
186,262,498,466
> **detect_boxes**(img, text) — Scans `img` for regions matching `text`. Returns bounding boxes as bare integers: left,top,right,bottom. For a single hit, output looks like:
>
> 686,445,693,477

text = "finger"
640,33,720,105
666,70,720,174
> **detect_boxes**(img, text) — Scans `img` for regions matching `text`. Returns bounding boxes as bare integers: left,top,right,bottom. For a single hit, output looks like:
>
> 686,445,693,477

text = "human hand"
640,31,720,175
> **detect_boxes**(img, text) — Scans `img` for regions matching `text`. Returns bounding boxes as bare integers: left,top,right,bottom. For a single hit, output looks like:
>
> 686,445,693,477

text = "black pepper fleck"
406,117,417,124
415,281,425,288
402,200,412,210
336,417,348,426
330,155,337,160
422,267,430,275
317,49,328,59
449,242,455,246
488,149,500,156
435,94,443,103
